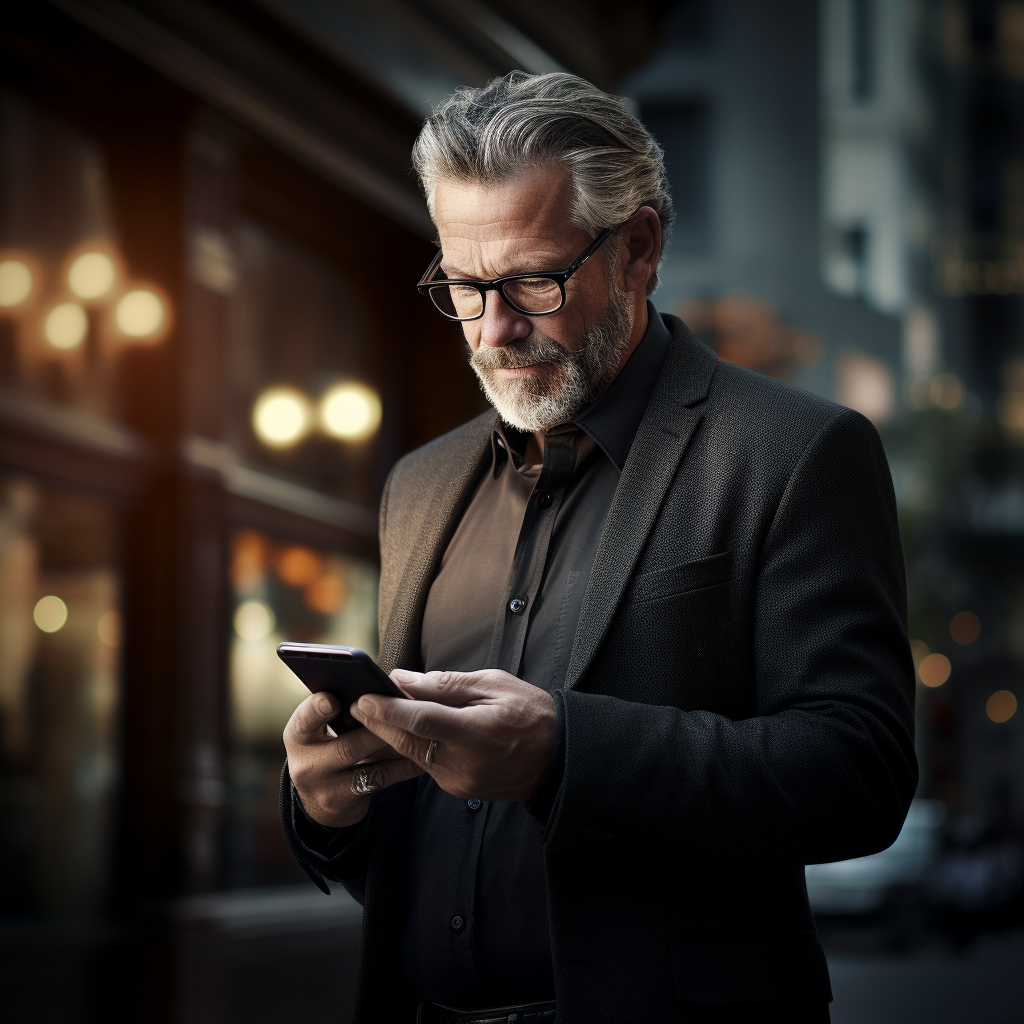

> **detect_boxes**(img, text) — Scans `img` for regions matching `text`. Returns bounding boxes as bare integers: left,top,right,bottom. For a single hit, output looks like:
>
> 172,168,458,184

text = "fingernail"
356,696,375,714
317,696,334,715
349,703,364,721
392,669,417,682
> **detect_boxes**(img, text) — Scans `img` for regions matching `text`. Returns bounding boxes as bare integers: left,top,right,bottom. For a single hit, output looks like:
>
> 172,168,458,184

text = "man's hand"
349,668,556,802
283,692,425,828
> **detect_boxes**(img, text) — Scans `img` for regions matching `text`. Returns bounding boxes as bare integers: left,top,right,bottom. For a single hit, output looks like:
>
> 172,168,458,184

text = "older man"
281,72,917,1024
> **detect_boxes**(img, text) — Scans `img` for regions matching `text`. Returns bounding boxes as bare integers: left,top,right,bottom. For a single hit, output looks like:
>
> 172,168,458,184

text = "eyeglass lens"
429,277,563,319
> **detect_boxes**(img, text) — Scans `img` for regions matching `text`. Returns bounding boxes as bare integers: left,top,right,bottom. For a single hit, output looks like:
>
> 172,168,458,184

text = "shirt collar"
490,301,672,474
574,301,672,471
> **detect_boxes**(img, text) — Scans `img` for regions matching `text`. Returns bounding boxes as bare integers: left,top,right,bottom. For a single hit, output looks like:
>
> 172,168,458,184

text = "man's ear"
621,206,662,294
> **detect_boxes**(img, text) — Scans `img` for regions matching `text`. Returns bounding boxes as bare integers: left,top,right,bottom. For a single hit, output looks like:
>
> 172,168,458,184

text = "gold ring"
424,740,438,766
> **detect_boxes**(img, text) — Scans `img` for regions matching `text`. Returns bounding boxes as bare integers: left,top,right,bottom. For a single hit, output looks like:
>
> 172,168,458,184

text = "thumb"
393,668,485,706
284,691,340,745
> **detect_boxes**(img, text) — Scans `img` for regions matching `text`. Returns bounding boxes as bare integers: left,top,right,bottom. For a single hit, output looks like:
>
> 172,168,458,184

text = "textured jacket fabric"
282,314,918,1022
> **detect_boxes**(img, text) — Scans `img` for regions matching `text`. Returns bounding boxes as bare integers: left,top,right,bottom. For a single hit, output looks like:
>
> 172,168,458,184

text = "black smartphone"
277,642,404,734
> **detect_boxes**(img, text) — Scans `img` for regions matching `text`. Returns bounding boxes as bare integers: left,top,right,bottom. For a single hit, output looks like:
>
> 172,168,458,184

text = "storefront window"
226,527,378,887
0,475,121,917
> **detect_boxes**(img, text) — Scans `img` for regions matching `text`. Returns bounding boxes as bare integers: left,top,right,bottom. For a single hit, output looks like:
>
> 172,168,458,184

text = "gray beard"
469,289,634,432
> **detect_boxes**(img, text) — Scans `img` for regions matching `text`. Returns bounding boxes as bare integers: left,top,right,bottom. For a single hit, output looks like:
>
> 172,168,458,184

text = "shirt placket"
492,430,580,676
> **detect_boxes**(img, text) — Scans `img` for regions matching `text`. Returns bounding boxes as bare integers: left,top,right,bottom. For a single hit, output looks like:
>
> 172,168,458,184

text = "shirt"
399,304,672,1007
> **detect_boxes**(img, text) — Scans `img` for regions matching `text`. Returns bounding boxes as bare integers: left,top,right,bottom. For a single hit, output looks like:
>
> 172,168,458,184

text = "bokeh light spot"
115,288,165,338
234,599,275,641
68,252,116,299
930,373,964,410
34,595,68,633
98,611,122,648
950,610,981,645
321,382,382,441
986,690,1017,723
306,574,348,615
253,388,310,447
919,653,951,687
0,259,33,307
44,302,88,350
277,546,322,587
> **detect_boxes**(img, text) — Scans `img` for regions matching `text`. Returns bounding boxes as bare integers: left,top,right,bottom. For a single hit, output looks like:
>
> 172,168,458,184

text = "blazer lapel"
378,412,496,674
565,321,718,689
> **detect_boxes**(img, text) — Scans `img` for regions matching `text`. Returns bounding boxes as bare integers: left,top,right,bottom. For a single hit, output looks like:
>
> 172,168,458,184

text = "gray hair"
412,71,674,296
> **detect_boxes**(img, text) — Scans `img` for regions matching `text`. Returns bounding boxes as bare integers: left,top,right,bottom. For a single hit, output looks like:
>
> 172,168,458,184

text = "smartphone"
277,642,404,734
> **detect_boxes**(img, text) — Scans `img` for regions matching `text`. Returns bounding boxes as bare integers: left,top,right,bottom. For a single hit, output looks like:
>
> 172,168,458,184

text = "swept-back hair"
412,71,673,295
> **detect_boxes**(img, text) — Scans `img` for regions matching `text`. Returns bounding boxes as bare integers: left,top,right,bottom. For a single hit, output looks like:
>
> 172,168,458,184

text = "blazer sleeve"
540,408,918,865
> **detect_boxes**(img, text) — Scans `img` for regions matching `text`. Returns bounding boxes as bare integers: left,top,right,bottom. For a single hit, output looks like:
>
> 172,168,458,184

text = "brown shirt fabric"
398,305,673,1008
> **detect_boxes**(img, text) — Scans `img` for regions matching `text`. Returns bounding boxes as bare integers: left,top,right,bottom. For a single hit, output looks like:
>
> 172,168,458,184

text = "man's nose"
476,289,531,348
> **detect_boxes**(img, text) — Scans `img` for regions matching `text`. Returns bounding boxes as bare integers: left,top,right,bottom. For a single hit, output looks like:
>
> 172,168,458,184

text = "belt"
416,999,556,1024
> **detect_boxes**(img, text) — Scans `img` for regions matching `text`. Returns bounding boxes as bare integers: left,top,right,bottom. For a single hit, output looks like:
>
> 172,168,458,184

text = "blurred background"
0,1,1022,1022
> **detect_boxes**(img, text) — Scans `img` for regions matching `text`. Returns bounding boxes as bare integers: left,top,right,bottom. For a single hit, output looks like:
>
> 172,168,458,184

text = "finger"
284,692,341,746
352,694,466,743
391,669,489,707
328,725,395,770
349,756,425,796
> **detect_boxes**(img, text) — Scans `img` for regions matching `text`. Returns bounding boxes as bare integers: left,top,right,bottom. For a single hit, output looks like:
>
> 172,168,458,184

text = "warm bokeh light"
68,251,116,300
43,302,88,350
950,610,982,645
321,382,383,441
986,690,1017,723
306,574,348,615
33,595,68,633
115,288,165,338
234,599,275,641
930,372,965,410
231,530,268,593
277,545,322,587
253,387,311,447
0,258,33,307
97,611,122,648
919,652,951,687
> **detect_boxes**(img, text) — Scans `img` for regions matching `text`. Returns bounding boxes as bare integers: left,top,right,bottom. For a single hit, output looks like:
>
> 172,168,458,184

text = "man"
281,72,917,1024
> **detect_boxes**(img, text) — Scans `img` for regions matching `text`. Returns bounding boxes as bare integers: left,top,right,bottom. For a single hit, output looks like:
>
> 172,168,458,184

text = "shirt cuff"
292,784,365,860
525,688,566,824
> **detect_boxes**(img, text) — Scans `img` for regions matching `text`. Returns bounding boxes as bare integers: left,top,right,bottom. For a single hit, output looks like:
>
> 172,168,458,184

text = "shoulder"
388,409,496,493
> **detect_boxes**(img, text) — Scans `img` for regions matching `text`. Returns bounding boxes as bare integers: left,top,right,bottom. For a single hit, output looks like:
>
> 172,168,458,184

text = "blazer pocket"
670,931,832,1005
628,549,732,605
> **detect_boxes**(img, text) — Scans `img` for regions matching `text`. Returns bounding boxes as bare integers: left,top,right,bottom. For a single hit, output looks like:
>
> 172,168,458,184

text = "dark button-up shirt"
399,305,672,1007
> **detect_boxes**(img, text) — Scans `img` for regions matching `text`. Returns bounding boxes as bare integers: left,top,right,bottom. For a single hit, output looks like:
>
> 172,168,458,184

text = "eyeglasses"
416,228,614,321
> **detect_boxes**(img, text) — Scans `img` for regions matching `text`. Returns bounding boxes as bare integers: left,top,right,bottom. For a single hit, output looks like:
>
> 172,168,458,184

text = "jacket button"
467,798,482,811
450,914,464,931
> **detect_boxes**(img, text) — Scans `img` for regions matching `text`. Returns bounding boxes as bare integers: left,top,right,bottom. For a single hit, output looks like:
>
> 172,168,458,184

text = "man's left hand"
348,668,556,802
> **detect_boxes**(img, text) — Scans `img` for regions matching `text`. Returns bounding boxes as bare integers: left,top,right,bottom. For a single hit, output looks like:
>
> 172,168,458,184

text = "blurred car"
804,799,946,919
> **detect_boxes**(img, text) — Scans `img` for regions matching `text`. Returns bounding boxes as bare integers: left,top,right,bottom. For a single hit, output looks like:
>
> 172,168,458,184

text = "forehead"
433,164,587,272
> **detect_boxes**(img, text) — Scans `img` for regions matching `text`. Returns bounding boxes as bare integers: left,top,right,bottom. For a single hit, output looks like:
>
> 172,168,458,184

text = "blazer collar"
564,314,718,688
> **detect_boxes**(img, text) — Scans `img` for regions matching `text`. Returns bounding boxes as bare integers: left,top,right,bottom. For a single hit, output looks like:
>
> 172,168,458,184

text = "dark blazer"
283,315,918,1023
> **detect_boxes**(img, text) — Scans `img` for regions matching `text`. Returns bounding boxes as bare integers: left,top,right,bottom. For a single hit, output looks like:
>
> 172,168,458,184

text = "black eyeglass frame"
416,228,615,321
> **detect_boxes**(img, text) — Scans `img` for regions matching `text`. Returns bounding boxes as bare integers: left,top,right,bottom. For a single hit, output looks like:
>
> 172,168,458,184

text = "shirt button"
537,492,552,509
509,596,527,614
450,914,464,931
467,798,482,811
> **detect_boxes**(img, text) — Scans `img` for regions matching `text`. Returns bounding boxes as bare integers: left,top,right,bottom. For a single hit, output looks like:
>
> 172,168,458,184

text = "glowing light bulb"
115,288,165,338
0,259,33,307
44,302,88,350
321,382,382,441
253,388,311,448
34,595,68,633
68,251,117,299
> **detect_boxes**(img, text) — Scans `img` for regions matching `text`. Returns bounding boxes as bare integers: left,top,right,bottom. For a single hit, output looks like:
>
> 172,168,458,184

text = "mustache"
470,336,569,371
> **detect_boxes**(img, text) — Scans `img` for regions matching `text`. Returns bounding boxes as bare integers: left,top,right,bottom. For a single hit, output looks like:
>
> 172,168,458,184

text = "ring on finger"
424,740,439,767
351,765,379,796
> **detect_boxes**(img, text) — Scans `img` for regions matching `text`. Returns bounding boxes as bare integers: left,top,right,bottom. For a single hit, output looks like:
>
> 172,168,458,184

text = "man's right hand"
283,693,425,828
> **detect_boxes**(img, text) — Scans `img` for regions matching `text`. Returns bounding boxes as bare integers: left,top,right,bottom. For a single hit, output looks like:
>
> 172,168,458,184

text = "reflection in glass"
226,528,378,887
0,476,121,917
